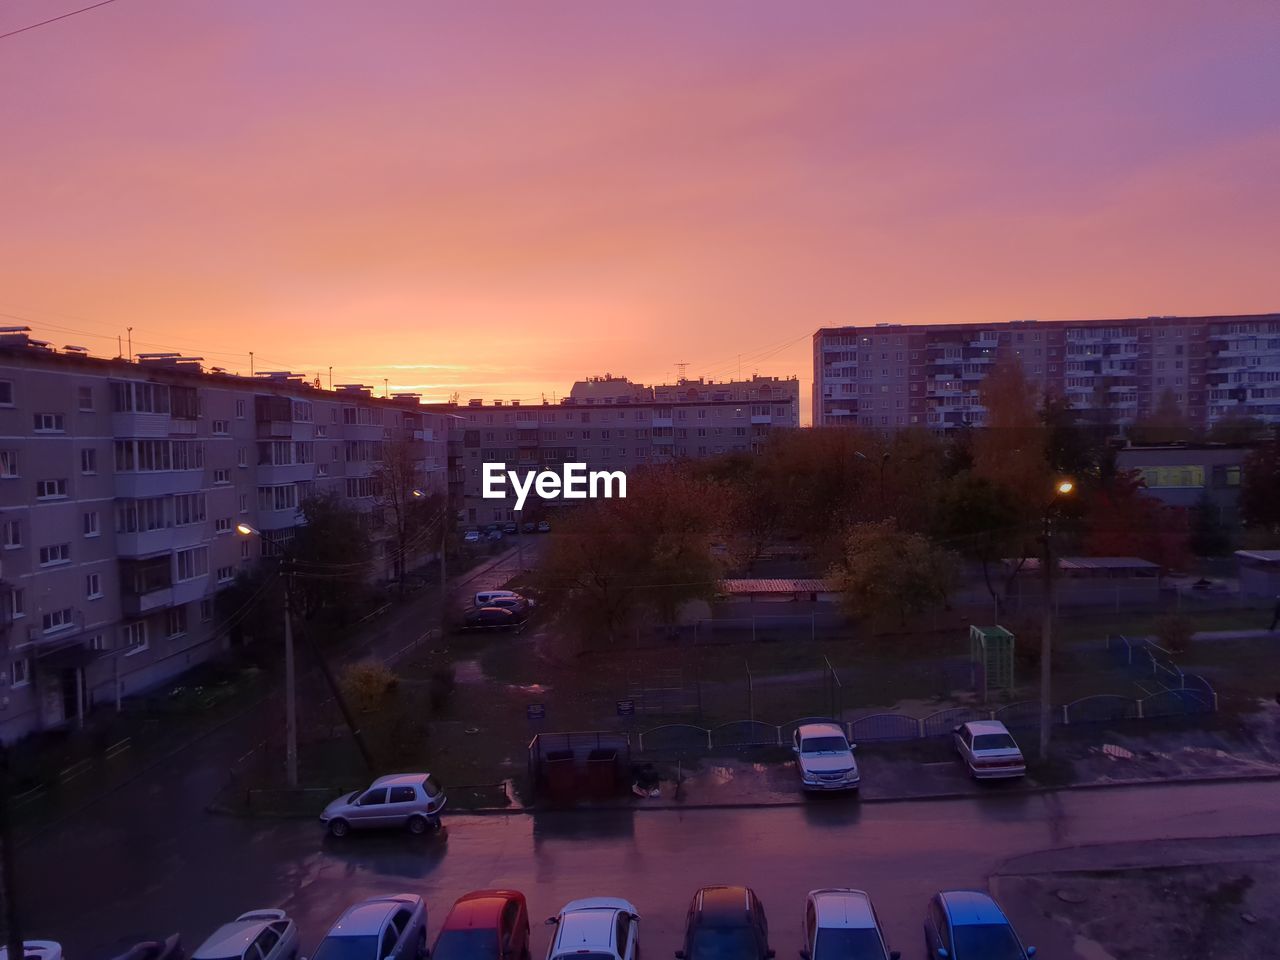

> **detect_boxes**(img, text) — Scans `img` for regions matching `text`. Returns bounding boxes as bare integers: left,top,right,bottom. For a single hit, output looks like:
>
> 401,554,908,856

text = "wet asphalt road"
22,777,1280,959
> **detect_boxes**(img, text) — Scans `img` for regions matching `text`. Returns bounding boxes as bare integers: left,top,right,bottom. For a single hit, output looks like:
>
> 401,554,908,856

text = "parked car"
792,722,860,791
463,607,520,631
522,522,537,534
923,891,1034,959
434,890,530,960
487,530,504,542
952,720,1026,780
97,937,182,960
319,773,446,837
676,886,773,960
537,520,551,533
503,521,518,534
312,895,428,960
484,596,531,616
463,530,481,544
475,589,522,607
800,890,898,960
4,943,64,960
193,911,297,960
545,898,639,960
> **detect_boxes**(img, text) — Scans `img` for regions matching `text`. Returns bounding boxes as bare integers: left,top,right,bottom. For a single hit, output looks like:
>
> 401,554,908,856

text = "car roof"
694,886,754,925
555,903,625,951
333,896,420,935
962,720,1011,736
938,891,1008,926
444,894,513,929
797,723,845,738
808,890,875,929
195,920,274,958
370,773,428,788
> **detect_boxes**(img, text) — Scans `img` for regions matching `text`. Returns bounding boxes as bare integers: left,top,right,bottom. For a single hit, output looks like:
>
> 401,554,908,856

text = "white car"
544,898,640,960
193,910,299,960
801,889,899,960
463,530,481,544
792,722,860,791
312,895,428,960
953,720,1026,779
0,943,62,960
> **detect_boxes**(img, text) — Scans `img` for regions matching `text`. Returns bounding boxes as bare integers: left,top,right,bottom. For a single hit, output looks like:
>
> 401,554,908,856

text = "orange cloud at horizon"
1,1,1277,422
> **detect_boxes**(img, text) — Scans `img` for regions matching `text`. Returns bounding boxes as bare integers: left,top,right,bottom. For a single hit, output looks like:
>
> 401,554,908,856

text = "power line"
0,0,122,41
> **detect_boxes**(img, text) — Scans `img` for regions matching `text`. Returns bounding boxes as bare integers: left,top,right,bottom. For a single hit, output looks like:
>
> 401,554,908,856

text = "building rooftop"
719,578,834,594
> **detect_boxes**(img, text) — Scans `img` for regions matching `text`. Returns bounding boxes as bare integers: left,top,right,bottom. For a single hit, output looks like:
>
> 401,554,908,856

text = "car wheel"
407,815,428,835
328,817,350,838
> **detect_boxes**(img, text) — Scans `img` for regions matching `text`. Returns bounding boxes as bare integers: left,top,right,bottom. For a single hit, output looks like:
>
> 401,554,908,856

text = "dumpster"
543,750,577,804
586,748,619,800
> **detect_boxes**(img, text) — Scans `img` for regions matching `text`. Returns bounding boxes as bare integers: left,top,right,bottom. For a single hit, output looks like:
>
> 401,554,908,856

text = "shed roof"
719,578,834,594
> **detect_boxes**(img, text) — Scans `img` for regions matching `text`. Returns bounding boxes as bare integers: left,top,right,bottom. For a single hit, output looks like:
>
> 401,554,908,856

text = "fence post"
705,728,713,750
1061,704,1069,725
1136,698,1144,719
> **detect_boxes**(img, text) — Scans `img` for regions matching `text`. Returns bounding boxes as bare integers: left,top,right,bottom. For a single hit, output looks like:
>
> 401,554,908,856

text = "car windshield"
973,734,1019,751
801,736,849,754
689,926,761,960
950,923,1024,959
311,936,379,960
814,928,887,960
432,930,499,960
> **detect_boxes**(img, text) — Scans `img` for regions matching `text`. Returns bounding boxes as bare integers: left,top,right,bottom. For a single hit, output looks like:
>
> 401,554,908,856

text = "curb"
205,766,1280,821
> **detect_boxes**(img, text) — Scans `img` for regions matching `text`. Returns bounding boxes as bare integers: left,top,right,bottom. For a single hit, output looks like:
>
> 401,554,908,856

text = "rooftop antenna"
384,378,389,398
117,335,122,359
250,351,254,377
127,327,133,362
675,362,689,382
328,366,333,391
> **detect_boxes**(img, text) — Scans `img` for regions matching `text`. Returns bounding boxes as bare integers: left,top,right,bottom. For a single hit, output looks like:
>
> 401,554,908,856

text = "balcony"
114,470,205,499
652,417,673,428
116,524,206,558
120,556,173,616
751,415,772,425
112,412,172,438
257,462,316,485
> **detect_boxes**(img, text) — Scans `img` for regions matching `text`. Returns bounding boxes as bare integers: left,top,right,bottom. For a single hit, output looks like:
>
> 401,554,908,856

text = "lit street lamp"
1038,478,1076,760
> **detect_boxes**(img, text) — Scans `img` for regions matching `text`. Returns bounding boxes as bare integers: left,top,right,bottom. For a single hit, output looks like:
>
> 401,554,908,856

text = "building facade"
1114,443,1254,525
0,332,447,742
433,374,800,525
812,313,1280,430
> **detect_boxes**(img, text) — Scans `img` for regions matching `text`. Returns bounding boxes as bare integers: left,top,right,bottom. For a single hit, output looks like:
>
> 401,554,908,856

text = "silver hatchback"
320,773,446,837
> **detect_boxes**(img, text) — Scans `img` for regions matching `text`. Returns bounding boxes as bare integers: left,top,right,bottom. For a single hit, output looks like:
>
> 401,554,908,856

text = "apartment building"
0,331,447,743
812,313,1280,431
432,374,800,524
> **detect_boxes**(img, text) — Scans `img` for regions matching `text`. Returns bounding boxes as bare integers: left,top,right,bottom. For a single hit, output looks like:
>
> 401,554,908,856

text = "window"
215,517,232,534
240,540,251,560
0,381,11,406
42,608,75,633
200,599,214,622
83,511,100,537
239,493,248,513
10,659,29,687
80,448,97,474
175,547,209,582
213,469,230,485
116,497,168,533
217,565,235,583
39,543,70,566
6,588,24,620
88,633,109,652
122,621,148,653
33,413,65,432
238,447,248,467
86,573,102,599
0,451,16,478
258,484,299,511
74,385,94,411
2,520,19,549
212,419,229,434
166,606,188,638
173,493,206,526
36,479,68,499
111,381,170,414
388,786,416,803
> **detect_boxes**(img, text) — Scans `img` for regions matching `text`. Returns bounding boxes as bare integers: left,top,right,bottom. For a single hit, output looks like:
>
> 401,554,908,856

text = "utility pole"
1038,514,1055,760
283,564,298,788
439,521,448,638
0,746,23,959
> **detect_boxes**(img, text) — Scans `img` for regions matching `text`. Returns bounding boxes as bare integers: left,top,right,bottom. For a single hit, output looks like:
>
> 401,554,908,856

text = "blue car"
923,891,1034,960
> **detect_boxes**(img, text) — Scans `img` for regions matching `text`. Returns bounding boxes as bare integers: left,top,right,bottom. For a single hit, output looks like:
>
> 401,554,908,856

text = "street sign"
615,699,635,717
526,703,546,721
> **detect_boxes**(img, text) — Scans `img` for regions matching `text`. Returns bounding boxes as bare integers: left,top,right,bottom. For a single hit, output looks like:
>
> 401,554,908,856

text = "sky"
2,1,1278,421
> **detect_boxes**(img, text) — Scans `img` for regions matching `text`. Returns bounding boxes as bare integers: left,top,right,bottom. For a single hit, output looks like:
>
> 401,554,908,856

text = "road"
20,777,1280,958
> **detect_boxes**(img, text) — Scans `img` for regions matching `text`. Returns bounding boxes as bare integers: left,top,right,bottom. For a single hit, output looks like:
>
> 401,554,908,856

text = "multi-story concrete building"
433,374,800,525
812,313,1280,431
0,330,447,742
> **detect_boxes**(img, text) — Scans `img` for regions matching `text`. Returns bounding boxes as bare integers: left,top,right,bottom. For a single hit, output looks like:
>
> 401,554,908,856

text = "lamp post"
1038,478,1075,760
237,522,297,788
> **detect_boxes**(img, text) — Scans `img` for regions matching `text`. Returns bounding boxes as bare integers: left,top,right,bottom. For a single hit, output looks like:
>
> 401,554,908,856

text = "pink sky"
2,1,1277,421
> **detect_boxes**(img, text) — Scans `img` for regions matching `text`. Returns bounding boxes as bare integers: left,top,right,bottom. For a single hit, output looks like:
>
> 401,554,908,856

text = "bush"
340,659,396,714
1154,614,1195,655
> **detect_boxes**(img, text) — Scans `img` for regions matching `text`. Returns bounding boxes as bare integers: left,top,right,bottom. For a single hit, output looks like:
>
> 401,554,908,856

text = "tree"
1082,469,1190,570
973,354,1051,509
534,468,730,643
1041,392,1105,481
288,493,374,623
1189,491,1231,557
1206,411,1268,445
1129,389,1194,445
933,472,1023,609
376,434,443,591
829,519,958,627
1240,440,1280,530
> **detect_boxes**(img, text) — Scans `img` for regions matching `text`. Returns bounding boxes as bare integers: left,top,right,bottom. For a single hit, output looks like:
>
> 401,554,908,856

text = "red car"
432,891,531,960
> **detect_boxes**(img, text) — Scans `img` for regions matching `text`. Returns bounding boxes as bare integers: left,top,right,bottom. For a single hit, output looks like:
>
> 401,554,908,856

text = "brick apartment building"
429,374,800,525
812,313,1280,431
0,330,448,742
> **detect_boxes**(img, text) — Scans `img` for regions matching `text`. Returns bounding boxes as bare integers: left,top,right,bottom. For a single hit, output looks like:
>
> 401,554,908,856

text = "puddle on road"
507,682,551,694
454,659,486,684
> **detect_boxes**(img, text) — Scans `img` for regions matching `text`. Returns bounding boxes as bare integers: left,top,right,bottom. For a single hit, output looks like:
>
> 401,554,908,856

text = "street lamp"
1038,478,1076,760
236,522,298,788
